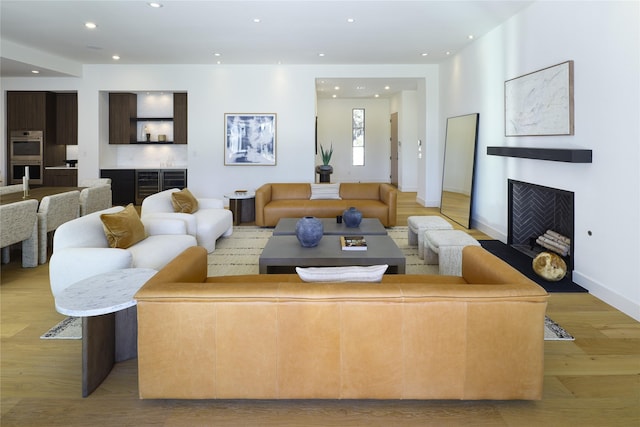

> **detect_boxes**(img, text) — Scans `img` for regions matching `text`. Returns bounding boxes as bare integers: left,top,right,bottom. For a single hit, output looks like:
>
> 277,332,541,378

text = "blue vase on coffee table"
295,216,324,247
343,207,363,228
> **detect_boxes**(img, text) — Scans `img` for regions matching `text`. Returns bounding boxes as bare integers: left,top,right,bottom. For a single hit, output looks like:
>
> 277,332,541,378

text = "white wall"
390,90,419,192
316,98,390,183
439,1,640,320
2,64,438,200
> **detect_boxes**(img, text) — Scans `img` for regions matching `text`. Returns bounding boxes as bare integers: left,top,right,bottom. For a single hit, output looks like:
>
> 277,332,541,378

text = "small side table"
225,191,255,225
55,268,157,397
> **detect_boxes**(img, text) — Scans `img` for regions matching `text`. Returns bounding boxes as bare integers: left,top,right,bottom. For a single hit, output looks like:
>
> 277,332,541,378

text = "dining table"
0,186,85,206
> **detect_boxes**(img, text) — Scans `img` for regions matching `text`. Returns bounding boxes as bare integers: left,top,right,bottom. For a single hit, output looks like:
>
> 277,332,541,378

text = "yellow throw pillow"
171,188,199,213
100,204,146,249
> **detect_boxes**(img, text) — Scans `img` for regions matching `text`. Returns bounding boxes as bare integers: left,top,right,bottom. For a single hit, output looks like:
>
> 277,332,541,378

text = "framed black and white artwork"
224,113,277,165
505,61,574,136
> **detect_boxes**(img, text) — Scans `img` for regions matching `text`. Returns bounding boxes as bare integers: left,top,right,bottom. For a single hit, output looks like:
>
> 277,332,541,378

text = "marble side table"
225,191,256,225
55,268,157,397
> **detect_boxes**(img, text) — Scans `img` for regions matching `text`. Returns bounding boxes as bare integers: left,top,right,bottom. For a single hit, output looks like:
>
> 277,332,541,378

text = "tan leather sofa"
135,245,548,400
255,182,397,227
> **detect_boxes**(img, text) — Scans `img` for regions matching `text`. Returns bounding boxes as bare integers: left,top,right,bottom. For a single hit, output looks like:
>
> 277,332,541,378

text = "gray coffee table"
273,217,387,236
259,235,405,274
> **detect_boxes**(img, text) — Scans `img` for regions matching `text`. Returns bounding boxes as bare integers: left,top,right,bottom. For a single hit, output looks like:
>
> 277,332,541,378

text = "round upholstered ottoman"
424,229,480,275
407,216,453,259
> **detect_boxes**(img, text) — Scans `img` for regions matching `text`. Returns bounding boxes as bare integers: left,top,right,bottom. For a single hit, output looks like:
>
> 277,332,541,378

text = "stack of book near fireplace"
536,230,570,256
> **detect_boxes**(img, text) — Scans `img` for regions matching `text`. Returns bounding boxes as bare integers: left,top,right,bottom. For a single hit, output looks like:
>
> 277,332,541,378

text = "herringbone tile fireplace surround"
508,179,575,273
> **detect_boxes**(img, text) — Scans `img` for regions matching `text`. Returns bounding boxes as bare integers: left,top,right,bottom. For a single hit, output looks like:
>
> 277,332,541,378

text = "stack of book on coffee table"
340,235,367,251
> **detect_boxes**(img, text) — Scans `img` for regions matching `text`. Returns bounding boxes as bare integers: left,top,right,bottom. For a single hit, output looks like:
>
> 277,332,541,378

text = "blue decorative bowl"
343,207,363,228
295,216,324,247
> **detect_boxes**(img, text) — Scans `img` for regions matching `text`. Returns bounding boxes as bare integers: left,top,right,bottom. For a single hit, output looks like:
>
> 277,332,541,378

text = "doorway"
390,112,399,186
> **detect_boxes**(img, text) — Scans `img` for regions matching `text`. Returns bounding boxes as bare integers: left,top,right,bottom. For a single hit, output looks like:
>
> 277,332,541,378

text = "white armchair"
49,206,197,298
141,188,233,253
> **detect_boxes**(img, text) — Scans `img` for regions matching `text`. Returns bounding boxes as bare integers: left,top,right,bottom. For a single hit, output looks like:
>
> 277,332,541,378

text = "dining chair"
80,178,112,187
0,184,25,195
0,199,38,267
79,185,112,216
37,190,80,264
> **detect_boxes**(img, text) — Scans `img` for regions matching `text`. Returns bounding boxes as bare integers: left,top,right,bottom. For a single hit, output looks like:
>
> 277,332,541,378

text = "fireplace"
507,179,574,275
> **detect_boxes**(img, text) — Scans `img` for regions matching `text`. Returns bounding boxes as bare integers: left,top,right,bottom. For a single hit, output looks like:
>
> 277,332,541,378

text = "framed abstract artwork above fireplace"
505,60,574,137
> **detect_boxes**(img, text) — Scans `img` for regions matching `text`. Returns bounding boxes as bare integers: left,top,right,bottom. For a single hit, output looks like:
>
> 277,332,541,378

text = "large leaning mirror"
440,113,479,228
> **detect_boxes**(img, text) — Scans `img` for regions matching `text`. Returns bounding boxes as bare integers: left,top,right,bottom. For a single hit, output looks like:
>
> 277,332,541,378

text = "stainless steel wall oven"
10,130,43,184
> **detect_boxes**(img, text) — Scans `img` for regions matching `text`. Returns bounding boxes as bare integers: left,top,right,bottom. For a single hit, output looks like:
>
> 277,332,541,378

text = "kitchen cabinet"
56,93,78,145
101,168,186,206
173,93,188,144
7,91,52,131
108,93,137,144
101,169,136,205
44,168,77,187
6,91,65,170
108,92,187,144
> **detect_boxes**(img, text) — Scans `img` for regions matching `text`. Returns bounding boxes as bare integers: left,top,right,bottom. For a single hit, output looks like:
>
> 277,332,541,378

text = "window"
352,108,365,166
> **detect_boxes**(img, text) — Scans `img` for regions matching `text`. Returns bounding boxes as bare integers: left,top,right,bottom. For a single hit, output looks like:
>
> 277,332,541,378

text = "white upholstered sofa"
49,206,197,298
141,189,233,253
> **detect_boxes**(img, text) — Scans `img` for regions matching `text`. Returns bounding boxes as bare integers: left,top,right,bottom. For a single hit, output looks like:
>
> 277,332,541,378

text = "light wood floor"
1,192,638,426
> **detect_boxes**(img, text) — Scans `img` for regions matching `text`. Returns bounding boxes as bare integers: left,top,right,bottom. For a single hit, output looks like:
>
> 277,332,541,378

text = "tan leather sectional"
254,182,397,227
135,246,548,400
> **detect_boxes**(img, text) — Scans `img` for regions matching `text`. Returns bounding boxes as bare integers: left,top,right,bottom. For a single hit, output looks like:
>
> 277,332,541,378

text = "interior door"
390,112,399,186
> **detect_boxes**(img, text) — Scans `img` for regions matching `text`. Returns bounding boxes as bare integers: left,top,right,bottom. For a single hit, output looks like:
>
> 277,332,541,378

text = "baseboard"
471,218,506,242
572,271,640,322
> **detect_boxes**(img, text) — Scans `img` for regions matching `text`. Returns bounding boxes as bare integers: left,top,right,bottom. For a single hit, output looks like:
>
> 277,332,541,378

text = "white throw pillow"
309,183,341,200
296,265,388,282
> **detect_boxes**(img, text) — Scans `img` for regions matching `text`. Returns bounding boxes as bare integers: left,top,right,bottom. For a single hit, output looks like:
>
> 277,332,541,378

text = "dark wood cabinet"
6,91,65,169
101,169,136,205
56,93,78,145
44,168,77,186
108,93,136,144
108,92,187,144
173,93,187,144
7,91,49,130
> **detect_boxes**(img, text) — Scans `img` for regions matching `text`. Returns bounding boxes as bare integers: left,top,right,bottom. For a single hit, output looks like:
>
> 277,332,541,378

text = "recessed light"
347,18,355,23
213,52,221,57
318,53,325,57
253,18,261,23
112,55,120,60
147,2,163,8
446,51,451,55
421,52,428,57
384,86,390,90
467,34,474,40
334,86,340,90
374,94,380,98
84,22,97,29
332,94,337,98
31,70,40,74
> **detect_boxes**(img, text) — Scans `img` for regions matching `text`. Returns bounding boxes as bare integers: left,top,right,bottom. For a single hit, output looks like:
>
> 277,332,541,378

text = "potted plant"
320,143,333,169
316,143,333,182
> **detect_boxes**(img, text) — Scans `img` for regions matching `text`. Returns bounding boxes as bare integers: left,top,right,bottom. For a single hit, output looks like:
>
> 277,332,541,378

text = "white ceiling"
0,0,533,98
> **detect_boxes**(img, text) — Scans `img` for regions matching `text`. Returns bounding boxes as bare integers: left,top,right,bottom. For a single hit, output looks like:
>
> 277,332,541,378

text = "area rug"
209,226,574,341
40,227,574,341
40,316,82,340
544,316,575,340
207,226,439,276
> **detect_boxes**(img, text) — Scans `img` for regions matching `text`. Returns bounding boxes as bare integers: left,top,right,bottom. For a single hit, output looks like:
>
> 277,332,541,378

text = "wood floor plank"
1,191,638,426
